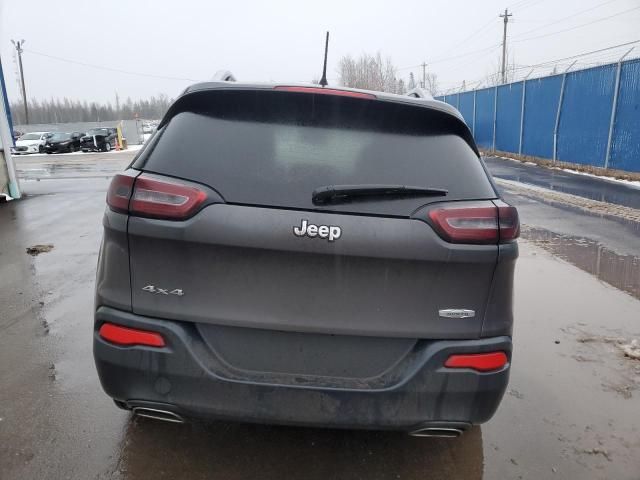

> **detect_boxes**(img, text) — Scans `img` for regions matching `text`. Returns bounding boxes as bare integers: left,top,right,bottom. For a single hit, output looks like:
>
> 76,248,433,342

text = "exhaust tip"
133,407,185,424
409,427,463,438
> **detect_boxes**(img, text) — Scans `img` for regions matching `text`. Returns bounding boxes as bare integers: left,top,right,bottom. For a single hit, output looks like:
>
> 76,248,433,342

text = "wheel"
104,142,111,152
38,145,44,153
82,149,89,153
68,144,76,153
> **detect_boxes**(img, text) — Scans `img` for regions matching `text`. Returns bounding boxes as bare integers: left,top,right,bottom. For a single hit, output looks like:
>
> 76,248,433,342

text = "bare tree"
10,94,173,124
338,52,400,93
423,72,439,96
408,72,416,90
396,78,406,95
406,70,438,95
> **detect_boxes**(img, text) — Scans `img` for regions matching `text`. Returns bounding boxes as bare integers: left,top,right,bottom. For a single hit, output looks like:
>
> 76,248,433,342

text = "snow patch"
20,143,144,157
488,154,640,189
557,168,640,189
619,340,640,360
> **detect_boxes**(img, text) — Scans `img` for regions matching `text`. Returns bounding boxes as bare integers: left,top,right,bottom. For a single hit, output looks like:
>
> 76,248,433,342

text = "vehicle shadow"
116,416,484,479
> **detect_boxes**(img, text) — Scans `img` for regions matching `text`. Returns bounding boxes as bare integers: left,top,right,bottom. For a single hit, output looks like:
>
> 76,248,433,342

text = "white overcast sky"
1,0,638,104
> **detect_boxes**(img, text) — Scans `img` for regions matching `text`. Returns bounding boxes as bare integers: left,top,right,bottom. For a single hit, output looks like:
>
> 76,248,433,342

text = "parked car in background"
81,128,118,152
44,132,84,154
11,131,51,154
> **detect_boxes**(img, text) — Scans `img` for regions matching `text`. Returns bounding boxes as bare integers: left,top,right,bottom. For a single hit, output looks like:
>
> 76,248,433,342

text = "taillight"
99,322,165,347
429,205,498,244
106,174,135,213
497,204,520,241
444,351,508,372
274,86,376,100
428,202,519,244
129,175,207,220
107,173,207,220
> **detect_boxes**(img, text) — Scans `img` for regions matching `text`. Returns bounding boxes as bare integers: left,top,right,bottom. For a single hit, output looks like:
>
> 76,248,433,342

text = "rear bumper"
94,306,511,431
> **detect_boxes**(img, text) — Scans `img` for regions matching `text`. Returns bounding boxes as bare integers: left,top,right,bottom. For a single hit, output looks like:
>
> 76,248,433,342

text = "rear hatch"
127,87,499,343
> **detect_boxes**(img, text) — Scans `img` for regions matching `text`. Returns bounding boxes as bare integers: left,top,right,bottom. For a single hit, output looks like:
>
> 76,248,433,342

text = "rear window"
137,90,496,216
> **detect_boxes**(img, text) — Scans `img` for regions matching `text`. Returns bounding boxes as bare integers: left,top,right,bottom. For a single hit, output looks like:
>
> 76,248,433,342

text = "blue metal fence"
438,58,640,173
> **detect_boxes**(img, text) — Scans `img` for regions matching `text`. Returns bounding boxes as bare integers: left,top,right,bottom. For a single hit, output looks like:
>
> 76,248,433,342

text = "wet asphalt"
484,155,640,210
1,152,639,479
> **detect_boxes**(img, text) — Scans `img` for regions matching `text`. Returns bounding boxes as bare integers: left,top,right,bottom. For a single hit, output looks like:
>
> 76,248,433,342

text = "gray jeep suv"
93,83,519,437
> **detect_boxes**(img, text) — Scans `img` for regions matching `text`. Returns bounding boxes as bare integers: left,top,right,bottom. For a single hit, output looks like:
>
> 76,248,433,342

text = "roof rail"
212,70,236,82
405,87,433,100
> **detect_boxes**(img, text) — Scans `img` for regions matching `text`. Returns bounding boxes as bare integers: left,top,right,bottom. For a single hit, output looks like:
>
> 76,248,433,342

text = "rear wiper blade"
312,184,448,205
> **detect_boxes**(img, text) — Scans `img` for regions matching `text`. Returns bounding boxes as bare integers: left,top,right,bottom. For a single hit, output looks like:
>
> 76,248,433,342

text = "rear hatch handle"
312,184,448,205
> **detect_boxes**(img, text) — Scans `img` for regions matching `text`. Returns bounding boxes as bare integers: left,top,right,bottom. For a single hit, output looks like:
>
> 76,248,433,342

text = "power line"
419,0,628,75
436,7,638,88
399,0,543,74
23,48,202,83
515,39,640,69
507,0,538,10
438,39,639,93
513,5,640,43
436,17,496,59
430,43,502,65
513,0,547,14
511,0,621,38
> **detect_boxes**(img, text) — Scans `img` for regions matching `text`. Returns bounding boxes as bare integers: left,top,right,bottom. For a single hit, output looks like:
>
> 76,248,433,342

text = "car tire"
104,142,111,152
38,145,44,153
69,144,76,153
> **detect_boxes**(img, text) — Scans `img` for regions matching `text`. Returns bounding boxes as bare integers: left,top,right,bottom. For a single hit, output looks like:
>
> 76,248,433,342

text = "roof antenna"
319,31,329,87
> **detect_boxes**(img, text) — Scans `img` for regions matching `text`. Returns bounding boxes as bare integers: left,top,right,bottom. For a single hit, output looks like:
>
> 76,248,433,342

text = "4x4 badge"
142,285,184,296
293,219,342,242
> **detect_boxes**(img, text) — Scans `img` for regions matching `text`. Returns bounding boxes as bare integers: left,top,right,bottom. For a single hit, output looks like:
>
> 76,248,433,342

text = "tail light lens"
428,202,519,244
444,351,508,372
99,322,165,347
497,204,520,241
106,173,207,220
106,174,135,213
130,175,207,220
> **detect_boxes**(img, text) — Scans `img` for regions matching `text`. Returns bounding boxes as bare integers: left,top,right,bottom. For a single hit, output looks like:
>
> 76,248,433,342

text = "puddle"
521,226,640,300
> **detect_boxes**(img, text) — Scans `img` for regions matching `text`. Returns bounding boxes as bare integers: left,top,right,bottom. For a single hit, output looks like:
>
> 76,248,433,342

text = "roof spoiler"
405,87,434,100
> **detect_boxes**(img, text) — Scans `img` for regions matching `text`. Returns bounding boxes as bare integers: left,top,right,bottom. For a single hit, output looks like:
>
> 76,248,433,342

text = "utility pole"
499,9,512,84
421,62,427,89
11,39,28,124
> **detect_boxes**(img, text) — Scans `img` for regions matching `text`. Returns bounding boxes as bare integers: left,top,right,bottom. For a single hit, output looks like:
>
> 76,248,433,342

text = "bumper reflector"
444,351,508,372
99,322,166,347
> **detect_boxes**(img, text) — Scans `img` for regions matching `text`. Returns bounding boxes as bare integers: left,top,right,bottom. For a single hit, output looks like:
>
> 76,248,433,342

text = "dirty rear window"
137,90,496,216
